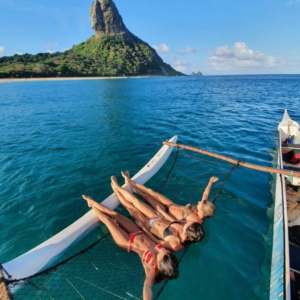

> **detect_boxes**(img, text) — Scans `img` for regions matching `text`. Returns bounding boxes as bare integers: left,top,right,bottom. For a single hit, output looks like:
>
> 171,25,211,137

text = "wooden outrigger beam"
0,269,11,300
163,142,300,177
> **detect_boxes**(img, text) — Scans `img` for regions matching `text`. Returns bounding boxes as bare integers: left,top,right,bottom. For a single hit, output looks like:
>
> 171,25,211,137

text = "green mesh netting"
3,149,236,300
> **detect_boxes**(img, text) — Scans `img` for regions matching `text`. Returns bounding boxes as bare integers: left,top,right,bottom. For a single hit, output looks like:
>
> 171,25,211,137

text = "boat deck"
282,141,300,299
282,145,300,172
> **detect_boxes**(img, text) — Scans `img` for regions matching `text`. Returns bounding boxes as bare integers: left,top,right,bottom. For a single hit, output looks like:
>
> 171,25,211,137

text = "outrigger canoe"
2,136,178,280
271,110,300,300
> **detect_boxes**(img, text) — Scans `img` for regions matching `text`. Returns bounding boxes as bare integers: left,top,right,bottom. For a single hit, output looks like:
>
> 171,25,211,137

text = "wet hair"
156,253,179,283
184,222,204,244
201,200,216,218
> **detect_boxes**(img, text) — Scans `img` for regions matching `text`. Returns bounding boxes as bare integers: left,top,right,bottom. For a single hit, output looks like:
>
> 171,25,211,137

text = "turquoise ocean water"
0,75,300,299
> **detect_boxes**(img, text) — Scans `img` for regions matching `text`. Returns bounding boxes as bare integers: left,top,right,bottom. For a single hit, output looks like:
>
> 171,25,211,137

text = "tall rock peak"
90,0,134,43
0,0,183,78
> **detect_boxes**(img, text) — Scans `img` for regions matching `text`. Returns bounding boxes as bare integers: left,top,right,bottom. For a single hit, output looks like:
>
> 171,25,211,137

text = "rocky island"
191,71,203,76
0,0,182,78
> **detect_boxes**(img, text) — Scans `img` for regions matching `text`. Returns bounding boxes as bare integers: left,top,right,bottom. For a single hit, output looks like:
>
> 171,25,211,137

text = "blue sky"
0,0,300,75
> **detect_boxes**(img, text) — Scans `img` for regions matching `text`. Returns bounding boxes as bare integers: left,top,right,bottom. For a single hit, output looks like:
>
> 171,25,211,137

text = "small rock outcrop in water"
0,0,183,78
191,71,203,76
90,0,134,43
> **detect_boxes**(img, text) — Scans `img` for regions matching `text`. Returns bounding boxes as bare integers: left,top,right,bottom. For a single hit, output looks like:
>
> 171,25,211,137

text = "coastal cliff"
90,0,134,43
0,0,182,78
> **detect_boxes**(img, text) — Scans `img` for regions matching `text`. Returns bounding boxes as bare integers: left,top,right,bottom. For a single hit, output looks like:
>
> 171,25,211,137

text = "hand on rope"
212,163,240,204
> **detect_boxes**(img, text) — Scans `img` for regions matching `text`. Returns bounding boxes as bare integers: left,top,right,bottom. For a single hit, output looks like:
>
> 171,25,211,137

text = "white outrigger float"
1,136,178,281
271,110,300,300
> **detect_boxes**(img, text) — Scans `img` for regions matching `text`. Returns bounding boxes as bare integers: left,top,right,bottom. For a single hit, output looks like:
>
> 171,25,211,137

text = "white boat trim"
278,110,300,143
270,154,288,299
279,129,291,300
3,136,178,280
270,109,300,300
271,132,290,299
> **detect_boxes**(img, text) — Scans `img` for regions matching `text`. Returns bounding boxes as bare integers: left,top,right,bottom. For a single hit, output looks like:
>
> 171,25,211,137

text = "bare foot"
111,183,118,194
82,195,94,208
121,170,130,185
111,176,119,187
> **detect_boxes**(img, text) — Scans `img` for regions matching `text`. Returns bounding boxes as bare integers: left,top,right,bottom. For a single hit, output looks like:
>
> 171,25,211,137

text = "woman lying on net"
121,171,218,225
110,176,203,253
82,193,179,300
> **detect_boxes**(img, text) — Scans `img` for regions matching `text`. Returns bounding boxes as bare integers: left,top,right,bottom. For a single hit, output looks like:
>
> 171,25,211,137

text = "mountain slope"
0,0,182,78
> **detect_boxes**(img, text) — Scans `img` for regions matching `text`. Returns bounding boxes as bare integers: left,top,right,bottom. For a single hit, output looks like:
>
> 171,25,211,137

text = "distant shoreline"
0,76,160,83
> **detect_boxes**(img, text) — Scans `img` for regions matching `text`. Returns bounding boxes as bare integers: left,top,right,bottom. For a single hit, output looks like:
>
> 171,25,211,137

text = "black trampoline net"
3,149,236,300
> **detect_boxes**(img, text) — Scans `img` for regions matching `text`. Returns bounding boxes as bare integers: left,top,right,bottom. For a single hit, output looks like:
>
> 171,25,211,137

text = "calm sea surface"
0,75,300,299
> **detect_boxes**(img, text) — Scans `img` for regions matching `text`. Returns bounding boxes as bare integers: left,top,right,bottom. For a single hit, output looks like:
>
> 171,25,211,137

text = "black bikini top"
163,221,182,239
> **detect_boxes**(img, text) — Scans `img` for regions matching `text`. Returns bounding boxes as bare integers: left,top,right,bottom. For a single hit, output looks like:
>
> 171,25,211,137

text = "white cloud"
152,43,171,53
47,50,54,54
179,46,200,55
172,59,189,72
277,59,300,68
165,57,202,74
12,50,22,55
0,46,5,54
208,42,277,70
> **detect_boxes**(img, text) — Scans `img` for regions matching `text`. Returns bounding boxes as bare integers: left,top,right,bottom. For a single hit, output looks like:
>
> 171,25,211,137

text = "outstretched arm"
143,264,155,300
162,238,184,253
201,176,219,201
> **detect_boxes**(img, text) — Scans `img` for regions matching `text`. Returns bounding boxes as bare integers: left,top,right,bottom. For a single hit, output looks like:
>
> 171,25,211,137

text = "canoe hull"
271,109,300,300
3,136,178,280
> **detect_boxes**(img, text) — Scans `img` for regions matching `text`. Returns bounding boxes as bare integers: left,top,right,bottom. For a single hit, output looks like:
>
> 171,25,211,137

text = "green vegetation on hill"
0,35,181,78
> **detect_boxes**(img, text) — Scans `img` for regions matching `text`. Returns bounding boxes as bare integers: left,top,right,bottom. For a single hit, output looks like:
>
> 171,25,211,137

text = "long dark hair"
155,253,179,283
183,222,204,245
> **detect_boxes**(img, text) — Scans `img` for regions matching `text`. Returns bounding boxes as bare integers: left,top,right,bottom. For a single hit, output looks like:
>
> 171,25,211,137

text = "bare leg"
122,171,166,211
83,195,139,233
92,206,130,250
111,176,159,219
111,184,149,229
131,187,166,212
122,171,175,207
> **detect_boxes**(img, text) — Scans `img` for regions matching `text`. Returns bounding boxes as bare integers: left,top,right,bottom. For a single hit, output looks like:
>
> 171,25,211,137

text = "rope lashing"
163,141,300,177
156,146,179,192
153,245,190,300
154,150,239,298
0,264,12,280
212,161,240,204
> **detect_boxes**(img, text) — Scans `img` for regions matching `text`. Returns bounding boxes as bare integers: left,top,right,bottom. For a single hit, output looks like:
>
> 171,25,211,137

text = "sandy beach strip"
0,76,159,83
